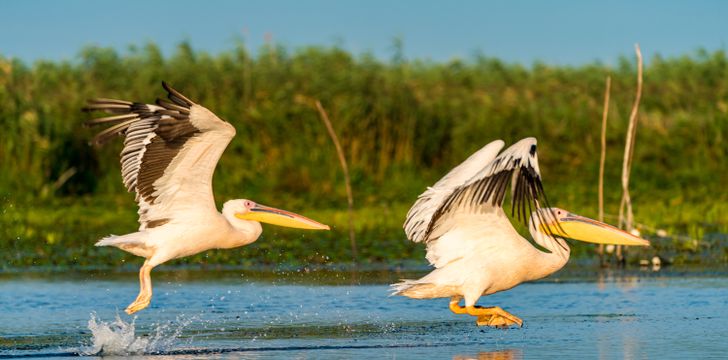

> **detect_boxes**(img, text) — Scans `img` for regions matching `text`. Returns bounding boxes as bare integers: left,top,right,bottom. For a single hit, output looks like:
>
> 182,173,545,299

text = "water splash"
77,312,191,356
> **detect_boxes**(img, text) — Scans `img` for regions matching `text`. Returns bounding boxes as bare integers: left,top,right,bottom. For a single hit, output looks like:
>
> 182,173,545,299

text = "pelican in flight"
392,138,649,327
84,82,329,314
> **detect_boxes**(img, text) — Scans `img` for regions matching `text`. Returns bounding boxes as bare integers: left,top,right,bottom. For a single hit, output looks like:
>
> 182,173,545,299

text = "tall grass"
1,42,726,268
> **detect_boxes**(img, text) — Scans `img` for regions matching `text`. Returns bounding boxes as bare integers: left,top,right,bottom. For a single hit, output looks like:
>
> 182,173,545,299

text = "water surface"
1,267,727,359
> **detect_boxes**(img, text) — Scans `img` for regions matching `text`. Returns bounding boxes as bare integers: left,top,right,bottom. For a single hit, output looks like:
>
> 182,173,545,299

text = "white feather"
394,137,568,308
404,139,504,243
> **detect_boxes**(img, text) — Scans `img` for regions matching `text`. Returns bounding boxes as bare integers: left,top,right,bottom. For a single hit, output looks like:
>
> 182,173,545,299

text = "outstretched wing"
404,140,505,243
85,82,236,230
404,137,557,245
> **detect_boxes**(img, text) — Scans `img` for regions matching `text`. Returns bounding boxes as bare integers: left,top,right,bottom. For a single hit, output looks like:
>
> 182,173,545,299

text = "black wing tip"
161,81,195,107
81,101,101,112
161,81,178,99
82,99,135,117
85,98,133,106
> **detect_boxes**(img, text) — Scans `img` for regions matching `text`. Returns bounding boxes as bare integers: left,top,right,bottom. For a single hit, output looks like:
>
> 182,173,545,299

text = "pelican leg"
466,305,523,328
449,296,467,314
125,262,154,314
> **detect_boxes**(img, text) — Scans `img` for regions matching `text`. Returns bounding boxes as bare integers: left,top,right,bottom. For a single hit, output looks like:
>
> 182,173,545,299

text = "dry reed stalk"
598,76,611,256
617,44,643,262
315,100,358,263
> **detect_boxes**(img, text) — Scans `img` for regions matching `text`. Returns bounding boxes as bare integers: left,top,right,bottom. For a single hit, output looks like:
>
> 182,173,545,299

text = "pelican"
84,82,329,314
392,138,649,327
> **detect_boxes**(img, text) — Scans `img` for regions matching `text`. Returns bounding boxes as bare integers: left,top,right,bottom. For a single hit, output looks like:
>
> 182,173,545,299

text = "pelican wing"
404,140,505,243
405,137,556,244
85,82,236,230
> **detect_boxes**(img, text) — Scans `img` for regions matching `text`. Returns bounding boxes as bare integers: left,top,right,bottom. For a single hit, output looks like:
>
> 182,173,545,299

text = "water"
1,267,727,359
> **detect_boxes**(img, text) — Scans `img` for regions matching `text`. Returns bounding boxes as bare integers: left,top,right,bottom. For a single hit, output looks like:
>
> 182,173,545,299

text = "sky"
1,0,726,65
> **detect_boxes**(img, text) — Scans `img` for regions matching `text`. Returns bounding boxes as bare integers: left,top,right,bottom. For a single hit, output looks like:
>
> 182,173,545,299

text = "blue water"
1,268,727,359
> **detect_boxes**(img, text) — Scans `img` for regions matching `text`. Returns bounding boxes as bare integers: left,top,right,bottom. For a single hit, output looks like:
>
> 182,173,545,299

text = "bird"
84,82,330,314
392,138,650,327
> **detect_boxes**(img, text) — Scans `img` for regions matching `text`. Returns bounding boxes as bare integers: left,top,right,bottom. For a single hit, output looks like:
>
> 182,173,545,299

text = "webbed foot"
125,292,151,314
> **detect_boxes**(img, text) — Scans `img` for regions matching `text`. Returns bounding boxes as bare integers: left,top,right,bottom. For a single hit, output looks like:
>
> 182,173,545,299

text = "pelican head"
534,207,650,246
224,199,330,230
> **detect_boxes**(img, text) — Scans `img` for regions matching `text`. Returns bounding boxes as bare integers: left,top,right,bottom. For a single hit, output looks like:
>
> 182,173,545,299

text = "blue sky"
1,0,726,65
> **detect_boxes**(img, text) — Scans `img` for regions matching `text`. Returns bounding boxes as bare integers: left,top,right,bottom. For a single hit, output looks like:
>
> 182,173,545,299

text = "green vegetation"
1,42,726,270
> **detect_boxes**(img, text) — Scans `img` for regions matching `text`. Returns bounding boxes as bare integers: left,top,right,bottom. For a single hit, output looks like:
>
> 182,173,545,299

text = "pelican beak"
235,204,330,230
542,213,650,246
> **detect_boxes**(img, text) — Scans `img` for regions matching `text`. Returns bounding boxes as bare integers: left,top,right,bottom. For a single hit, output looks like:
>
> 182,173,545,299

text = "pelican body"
85,82,329,314
393,138,649,327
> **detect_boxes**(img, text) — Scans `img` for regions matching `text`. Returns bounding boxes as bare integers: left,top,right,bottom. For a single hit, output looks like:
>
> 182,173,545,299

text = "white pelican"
392,138,649,327
84,82,329,314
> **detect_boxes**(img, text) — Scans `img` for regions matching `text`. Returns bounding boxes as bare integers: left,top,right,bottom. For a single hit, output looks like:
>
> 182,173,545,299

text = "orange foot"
449,297,523,328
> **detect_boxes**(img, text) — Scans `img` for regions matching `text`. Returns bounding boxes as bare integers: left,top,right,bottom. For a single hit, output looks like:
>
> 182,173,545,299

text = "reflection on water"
453,349,522,360
595,270,644,292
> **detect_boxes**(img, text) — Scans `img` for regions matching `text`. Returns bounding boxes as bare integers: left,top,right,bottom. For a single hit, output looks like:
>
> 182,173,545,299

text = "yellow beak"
235,204,330,230
543,213,650,246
